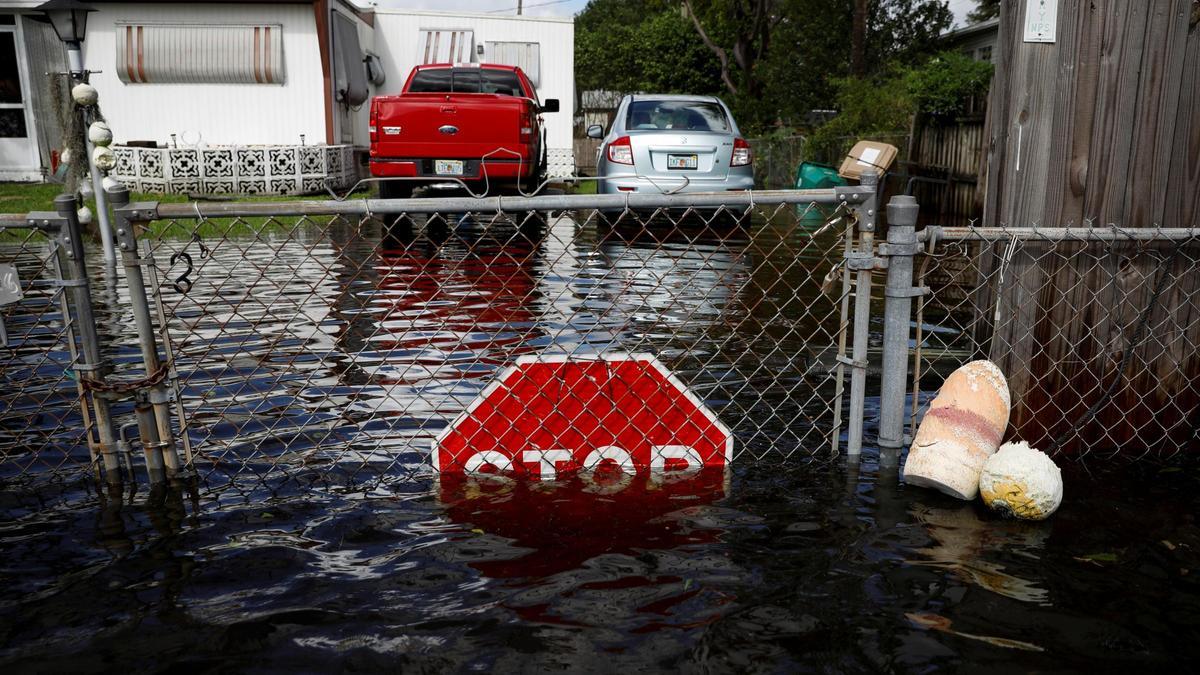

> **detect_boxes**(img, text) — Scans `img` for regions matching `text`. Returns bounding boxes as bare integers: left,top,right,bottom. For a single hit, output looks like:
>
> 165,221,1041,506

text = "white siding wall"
371,10,575,151
83,3,326,146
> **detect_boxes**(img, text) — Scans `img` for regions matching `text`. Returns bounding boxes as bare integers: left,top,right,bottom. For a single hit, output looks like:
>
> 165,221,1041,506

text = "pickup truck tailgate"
373,94,533,160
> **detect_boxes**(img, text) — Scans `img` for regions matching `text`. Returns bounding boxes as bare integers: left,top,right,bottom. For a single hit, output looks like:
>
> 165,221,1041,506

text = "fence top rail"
143,188,857,220
925,226,1200,242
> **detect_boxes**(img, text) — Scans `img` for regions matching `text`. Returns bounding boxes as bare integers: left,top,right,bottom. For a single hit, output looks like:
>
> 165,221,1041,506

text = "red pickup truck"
369,63,559,198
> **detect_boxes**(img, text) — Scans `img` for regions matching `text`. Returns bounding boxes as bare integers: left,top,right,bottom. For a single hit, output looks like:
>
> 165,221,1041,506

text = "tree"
680,0,778,97
573,0,955,134
968,0,1000,23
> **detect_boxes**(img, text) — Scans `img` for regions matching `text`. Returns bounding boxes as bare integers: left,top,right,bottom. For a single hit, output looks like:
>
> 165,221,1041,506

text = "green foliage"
574,0,955,135
905,51,994,117
968,0,1001,23
575,0,720,96
806,73,915,163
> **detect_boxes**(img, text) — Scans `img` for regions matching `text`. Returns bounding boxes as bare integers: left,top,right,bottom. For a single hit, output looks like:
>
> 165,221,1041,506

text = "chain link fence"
0,187,878,494
911,223,1200,461
0,217,96,483
3,186,1199,498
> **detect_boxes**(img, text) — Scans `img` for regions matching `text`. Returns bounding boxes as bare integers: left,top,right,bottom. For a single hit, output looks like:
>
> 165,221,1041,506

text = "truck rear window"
408,68,525,97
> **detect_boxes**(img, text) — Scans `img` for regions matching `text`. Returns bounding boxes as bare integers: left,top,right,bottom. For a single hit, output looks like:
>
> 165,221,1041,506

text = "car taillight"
731,137,752,166
607,136,633,165
369,104,378,143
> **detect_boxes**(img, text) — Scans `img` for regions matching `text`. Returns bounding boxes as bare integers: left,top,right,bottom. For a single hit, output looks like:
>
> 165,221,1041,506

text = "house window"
115,23,285,84
977,46,993,62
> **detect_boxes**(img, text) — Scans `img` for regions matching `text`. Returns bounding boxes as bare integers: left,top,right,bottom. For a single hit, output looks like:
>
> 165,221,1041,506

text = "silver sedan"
587,95,754,195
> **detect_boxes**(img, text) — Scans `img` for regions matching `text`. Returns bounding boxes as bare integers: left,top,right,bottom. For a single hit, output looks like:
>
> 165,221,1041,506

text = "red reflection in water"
437,468,728,579
369,242,542,377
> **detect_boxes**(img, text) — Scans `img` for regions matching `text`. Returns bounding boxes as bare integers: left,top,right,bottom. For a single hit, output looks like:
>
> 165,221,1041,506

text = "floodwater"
1,212,1199,671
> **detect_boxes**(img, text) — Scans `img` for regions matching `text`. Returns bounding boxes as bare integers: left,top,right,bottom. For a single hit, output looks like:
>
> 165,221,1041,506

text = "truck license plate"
668,154,698,170
435,159,464,176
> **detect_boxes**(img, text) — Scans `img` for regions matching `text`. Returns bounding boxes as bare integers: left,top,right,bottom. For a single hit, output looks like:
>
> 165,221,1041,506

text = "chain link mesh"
912,222,1200,462
129,200,856,492
0,228,95,483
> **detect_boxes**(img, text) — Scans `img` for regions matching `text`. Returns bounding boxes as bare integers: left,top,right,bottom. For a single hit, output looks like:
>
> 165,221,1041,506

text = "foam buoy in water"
904,360,1010,500
979,441,1062,520
92,146,116,171
88,122,113,147
71,83,98,106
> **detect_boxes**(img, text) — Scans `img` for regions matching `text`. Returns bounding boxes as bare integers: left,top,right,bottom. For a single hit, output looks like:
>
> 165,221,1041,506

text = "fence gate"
81,184,879,493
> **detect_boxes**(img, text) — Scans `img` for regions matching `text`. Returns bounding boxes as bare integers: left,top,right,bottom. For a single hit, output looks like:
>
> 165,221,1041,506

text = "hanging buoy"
72,83,99,106
92,146,116,172
979,441,1063,521
60,148,73,166
77,206,93,225
904,360,1010,500
88,122,113,147
101,176,122,192
79,180,94,199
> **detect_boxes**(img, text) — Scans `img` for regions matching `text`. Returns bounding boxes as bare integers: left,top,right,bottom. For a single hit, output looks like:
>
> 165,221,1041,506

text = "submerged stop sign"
434,354,733,476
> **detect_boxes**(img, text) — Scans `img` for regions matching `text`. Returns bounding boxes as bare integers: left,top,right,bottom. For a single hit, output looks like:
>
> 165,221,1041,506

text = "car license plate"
435,159,464,175
668,154,698,170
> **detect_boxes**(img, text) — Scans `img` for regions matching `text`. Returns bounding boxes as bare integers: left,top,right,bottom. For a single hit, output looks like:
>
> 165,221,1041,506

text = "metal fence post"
109,187,181,476
54,194,122,483
846,170,878,456
878,195,922,454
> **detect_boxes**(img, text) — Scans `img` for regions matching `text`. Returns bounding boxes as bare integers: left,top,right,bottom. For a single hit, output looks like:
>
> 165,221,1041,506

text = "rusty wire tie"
74,359,172,395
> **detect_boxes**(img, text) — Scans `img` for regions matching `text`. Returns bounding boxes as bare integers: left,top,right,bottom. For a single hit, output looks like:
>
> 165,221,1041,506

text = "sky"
370,0,980,28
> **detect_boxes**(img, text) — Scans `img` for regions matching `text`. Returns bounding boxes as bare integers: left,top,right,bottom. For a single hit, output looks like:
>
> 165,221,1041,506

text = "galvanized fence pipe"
51,194,121,483
109,188,181,476
877,195,922,454
845,171,879,455
151,188,857,219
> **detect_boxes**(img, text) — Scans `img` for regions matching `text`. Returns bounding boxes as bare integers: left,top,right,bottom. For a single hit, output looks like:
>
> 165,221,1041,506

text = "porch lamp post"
36,0,116,266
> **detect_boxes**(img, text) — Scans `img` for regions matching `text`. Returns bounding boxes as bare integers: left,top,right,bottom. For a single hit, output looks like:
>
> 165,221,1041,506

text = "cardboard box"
838,141,899,180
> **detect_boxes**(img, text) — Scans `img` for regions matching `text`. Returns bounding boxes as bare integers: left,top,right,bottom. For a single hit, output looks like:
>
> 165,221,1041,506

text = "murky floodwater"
1,212,1199,671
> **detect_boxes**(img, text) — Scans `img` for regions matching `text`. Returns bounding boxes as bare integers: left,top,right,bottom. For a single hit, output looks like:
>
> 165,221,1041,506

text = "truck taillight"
369,104,378,143
731,137,752,167
607,136,633,165
520,103,535,144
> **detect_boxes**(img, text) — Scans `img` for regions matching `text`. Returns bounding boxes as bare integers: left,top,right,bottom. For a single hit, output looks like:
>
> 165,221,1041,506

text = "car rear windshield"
626,100,731,132
408,68,525,97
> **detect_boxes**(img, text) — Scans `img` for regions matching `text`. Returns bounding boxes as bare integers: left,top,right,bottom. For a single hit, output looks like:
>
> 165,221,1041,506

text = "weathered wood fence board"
979,0,1200,454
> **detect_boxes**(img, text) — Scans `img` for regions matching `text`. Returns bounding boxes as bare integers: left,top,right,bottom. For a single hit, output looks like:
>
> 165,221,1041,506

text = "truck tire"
378,181,414,241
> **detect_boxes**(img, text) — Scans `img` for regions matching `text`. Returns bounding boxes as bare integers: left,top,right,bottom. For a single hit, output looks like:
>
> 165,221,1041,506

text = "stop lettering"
433,354,733,477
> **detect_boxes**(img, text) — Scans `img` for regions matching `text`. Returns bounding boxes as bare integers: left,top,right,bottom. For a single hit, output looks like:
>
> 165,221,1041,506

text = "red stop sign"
433,354,733,476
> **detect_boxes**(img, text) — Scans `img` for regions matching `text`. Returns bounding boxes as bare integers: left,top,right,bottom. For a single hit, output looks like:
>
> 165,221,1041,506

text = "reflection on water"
2,213,1199,670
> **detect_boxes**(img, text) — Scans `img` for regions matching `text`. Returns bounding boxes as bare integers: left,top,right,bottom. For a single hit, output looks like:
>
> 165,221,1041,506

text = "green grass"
0,182,370,241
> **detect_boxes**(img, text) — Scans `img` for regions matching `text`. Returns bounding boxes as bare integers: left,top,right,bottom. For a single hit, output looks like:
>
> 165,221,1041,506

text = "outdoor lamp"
35,0,95,45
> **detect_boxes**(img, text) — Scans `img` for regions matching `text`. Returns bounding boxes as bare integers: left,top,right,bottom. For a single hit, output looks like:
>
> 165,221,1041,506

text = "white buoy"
904,360,1011,500
77,206,94,225
71,83,98,106
979,441,1063,521
88,122,113,147
79,180,94,199
102,176,122,192
60,148,73,166
92,146,116,172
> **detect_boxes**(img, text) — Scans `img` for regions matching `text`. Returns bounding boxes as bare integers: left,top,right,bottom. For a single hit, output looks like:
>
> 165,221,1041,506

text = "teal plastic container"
795,161,847,228
795,161,847,190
